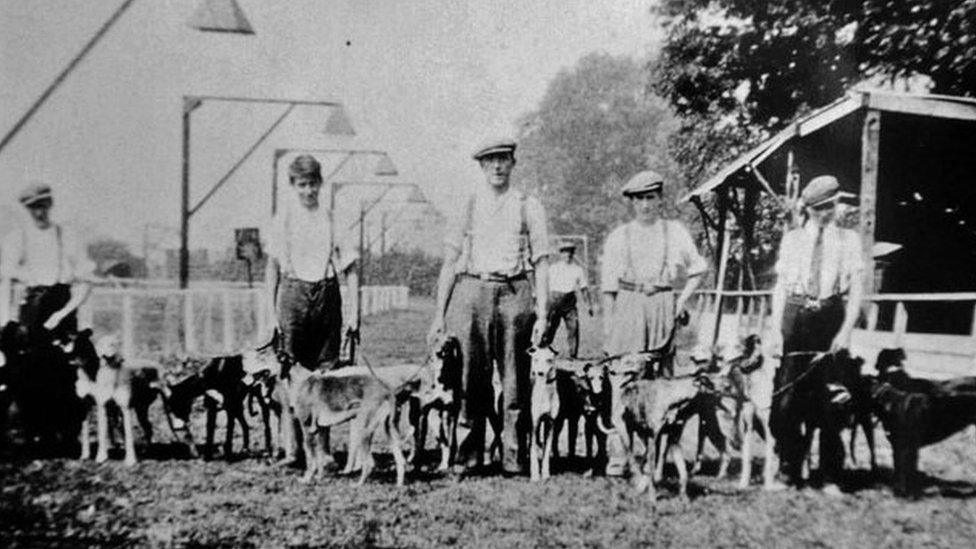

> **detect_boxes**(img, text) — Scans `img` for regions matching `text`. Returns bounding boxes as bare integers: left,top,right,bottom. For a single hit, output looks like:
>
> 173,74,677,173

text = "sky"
0,0,661,252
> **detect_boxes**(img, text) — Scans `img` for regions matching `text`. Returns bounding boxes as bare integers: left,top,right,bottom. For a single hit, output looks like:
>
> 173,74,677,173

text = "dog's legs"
135,405,153,447
530,417,541,482
235,404,250,455
79,409,91,460
566,414,579,460
387,410,407,487
300,423,318,483
551,414,563,461
542,417,554,480
642,433,656,502
671,441,689,499
864,416,878,472
204,401,217,460
654,430,669,483
738,410,754,489
223,407,235,459
692,416,706,475
121,407,138,466
95,401,110,463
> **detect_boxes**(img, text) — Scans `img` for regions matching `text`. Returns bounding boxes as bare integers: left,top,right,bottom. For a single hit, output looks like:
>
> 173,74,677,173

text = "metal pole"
0,0,138,156
179,104,192,289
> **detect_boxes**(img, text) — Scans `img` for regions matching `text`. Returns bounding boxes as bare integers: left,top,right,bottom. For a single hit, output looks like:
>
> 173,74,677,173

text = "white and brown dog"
70,332,166,465
528,346,559,481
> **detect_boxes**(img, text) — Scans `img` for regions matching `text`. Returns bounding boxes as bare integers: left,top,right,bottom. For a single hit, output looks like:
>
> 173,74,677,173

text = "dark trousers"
771,296,846,486
446,275,535,471
276,277,342,372
20,284,75,344
542,291,579,358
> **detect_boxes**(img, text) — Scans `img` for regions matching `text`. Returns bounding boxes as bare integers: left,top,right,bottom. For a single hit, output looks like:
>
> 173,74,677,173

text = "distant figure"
542,241,592,358
0,182,94,343
768,174,864,495
428,137,550,476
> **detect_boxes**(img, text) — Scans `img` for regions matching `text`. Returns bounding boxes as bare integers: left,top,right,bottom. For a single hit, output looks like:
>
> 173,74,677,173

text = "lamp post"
0,0,255,157
180,96,353,288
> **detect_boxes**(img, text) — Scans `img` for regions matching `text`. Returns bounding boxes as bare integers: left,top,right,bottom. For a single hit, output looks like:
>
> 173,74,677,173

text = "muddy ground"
2,299,976,548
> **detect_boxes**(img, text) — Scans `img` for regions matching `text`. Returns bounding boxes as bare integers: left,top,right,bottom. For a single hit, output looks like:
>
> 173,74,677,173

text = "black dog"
863,374,976,497
875,348,976,396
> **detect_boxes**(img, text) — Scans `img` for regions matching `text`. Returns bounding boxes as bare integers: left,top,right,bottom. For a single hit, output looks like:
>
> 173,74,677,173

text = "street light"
0,0,255,157
180,96,354,288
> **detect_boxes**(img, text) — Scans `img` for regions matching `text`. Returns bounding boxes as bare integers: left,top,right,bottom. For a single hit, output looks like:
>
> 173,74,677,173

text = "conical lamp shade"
324,107,356,136
373,154,398,176
188,0,255,34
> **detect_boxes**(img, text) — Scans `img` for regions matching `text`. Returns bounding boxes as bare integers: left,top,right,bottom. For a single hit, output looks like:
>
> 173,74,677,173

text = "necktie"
808,226,825,298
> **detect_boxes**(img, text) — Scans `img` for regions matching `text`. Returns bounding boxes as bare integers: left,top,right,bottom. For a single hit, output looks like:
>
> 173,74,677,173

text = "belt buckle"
804,297,821,311
478,272,493,282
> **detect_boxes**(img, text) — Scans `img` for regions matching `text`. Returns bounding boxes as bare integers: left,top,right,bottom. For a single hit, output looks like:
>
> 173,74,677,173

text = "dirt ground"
3,298,976,548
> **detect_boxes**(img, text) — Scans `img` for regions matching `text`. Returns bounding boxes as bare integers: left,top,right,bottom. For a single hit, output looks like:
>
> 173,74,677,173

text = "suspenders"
18,223,65,285
460,190,531,276
622,220,670,287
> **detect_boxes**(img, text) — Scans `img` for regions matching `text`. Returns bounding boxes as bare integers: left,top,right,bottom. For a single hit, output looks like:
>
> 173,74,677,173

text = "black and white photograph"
2,1,976,546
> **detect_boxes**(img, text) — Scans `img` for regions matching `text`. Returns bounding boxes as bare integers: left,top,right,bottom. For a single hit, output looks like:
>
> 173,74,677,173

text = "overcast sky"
1,0,660,250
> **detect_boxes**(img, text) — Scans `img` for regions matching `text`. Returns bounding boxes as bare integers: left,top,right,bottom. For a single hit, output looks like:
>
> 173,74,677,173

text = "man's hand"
587,307,594,317
675,309,690,326
427,317,445,347
43,312,65,331
344,325,360,344
766,329,784,358
830,327,852,353
531,317,547,347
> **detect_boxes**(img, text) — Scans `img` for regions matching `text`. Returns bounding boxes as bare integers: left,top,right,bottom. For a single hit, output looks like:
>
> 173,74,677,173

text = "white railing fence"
689,290,976,378
0,282,409,359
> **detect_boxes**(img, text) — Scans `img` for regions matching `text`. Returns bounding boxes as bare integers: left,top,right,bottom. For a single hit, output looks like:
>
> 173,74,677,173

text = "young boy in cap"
266,154,360,464
542,241,592,358
768,174,863,494
599,169,708,475
0,182,94,343
428,137,550,475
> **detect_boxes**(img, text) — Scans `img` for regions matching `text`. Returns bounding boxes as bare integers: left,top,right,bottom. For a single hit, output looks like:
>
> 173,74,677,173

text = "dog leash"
768,351,827,399
359,352,432,397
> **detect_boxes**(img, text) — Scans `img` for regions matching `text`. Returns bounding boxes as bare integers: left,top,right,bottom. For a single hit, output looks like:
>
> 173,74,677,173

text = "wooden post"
711,189,731,347
184,291,196,354
867,302,880,331
893,302,908,346
860,109,881,295
0,278,11,324
222,291,234,353
121,292,135,359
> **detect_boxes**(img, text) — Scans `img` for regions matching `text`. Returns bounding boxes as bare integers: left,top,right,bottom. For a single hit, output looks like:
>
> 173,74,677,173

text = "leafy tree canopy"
516,52,682,272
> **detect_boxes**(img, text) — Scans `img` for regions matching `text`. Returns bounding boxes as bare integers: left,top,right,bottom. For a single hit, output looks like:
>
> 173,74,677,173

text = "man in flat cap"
541,241,592,359
266,154,360,466
428,137,550,476
768,174,863,494
599,169,708,475
0,182,94,343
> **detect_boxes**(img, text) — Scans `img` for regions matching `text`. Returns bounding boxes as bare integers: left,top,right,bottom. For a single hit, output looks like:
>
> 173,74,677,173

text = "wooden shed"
684,90,976,376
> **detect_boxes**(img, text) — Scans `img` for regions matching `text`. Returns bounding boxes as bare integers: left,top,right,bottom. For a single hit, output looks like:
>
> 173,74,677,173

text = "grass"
2,297,976,547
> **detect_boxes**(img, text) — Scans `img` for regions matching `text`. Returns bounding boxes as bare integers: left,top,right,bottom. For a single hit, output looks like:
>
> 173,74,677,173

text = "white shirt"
0,223,94,286
267,196,358,283
775,221,863,299
548,261,587,293
444,187,549,275
600,219,708,293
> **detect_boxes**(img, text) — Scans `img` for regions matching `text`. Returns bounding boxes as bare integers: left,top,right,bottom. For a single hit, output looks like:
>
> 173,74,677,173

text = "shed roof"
681,90,976,202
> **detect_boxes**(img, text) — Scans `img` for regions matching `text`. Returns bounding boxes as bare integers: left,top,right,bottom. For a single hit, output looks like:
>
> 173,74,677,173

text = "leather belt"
787,294,842,311
463,272,528,283
618,280,672,295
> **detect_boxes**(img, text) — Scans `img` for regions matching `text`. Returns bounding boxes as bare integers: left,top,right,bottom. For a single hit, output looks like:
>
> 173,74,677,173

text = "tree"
654,0,976,131
515,52,681,275
651,0,976,289
87,238,145,278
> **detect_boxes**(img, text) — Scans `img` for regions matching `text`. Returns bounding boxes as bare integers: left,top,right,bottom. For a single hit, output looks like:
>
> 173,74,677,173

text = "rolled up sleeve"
525,195,549,265
673,222,708,278
442,195,469,255
0,230,23,281
600,228,624,293
64,229,96,282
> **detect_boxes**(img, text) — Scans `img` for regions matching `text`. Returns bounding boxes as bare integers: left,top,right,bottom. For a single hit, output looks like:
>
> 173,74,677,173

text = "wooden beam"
860,109,881,295
711,188,732,346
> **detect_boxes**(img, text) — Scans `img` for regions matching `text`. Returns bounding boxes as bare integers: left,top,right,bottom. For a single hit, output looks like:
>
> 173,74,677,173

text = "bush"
361,249,441,296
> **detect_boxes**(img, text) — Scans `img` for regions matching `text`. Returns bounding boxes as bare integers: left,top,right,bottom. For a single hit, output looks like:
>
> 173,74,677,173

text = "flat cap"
801,175,842,208
472,137,517,160
18,182,52,207
556,240,576,251
621,170,664,197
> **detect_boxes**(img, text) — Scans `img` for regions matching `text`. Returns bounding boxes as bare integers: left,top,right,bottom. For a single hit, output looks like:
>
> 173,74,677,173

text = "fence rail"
689,290,976,377
1,282,408,358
